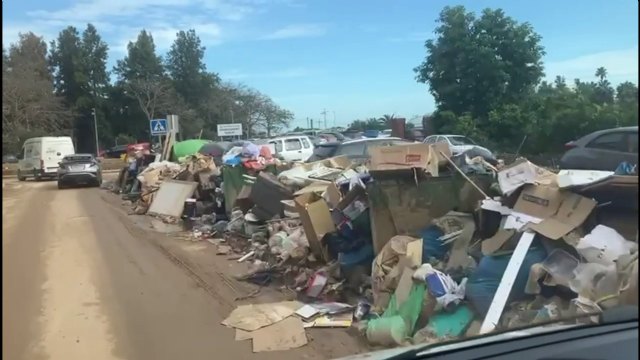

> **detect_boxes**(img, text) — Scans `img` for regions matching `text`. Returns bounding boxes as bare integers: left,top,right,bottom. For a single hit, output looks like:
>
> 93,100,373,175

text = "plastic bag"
466,245,547,316
413,264,466,309
366,282,426,346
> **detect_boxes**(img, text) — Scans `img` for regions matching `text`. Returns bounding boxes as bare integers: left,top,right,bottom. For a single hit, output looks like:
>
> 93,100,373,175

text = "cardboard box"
514,184,597,240
497,160,557,195
368,142,450,176
294,193,336,261
324,182,343,208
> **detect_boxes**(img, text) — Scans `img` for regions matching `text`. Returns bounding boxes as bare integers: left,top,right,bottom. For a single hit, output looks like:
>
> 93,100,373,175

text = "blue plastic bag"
615,161,636,175
421,225,448,262
466,245,547,316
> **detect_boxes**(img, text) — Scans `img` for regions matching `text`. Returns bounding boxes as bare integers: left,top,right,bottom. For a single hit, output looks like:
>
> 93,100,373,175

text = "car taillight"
564,142,577,150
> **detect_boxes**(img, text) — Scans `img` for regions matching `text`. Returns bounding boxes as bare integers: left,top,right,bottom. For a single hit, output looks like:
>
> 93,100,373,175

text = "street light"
91,108,99,156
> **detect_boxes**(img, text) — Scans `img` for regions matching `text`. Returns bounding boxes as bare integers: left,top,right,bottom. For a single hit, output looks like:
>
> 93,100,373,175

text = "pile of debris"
108,141,638,352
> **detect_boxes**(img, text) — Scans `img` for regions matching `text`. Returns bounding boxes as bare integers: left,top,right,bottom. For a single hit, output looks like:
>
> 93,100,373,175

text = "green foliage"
417,6,637,156
415,6,545,119
4,25,295,150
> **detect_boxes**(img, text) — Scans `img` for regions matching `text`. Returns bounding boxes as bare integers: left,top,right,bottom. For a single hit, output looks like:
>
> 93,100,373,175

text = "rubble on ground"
104,140,639,352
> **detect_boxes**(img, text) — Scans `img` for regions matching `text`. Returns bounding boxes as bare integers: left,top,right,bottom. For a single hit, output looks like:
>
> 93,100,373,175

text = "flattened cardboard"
482,229,516,255
514,184,596,240
528,191,597,240
251,317,307,352
294,193,335,261
513,185,562,219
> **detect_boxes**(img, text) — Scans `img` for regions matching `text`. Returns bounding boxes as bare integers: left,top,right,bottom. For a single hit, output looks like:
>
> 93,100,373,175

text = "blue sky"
3,0,638,129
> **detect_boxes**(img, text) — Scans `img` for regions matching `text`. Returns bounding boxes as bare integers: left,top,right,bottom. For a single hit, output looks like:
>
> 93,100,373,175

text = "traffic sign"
150,119,168,135
217,123,243,136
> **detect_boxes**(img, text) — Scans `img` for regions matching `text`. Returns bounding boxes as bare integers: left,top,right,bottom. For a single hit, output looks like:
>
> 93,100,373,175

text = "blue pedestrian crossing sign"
150,119,168,135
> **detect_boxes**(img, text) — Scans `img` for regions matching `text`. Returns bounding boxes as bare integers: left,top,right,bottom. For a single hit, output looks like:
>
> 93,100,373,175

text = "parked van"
268,135,314,162
17,136,75,181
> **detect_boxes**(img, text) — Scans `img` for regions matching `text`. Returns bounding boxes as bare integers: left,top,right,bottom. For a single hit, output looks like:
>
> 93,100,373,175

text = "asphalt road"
2,179,364,360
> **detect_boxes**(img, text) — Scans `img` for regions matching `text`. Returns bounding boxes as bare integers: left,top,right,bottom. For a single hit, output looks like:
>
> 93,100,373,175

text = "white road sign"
217,123,243,136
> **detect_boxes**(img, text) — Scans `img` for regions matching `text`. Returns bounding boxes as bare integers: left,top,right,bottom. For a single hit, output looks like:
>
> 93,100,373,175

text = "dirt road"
2,179,365,360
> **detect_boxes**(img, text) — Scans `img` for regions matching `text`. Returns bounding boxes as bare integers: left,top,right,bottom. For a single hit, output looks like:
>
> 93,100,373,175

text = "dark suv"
559,126,638,171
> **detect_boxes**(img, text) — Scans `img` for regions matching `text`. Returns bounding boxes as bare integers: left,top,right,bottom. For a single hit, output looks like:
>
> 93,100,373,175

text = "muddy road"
2,179,364,360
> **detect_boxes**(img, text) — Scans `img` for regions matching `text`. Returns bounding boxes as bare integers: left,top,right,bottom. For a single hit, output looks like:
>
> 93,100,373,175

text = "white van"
17,137,75,181
268,135,314,162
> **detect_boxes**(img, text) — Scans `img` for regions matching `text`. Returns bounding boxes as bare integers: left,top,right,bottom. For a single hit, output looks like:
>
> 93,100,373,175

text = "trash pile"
109,141,638,352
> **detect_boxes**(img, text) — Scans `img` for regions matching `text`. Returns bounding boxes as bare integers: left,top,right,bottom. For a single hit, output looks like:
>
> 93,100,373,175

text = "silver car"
57,154,103,189
423,134,497,164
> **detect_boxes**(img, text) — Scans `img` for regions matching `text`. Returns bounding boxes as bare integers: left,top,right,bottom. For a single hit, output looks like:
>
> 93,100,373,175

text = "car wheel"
17,170,26,181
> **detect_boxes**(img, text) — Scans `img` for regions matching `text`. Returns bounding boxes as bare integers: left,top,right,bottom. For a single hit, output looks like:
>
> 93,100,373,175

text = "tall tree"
81,24,110,101
114,30,164,82
49,24,111,152
166,29,218,106
114,30,171,136
414,6,545,119
3,33,72,153
49,26,85,104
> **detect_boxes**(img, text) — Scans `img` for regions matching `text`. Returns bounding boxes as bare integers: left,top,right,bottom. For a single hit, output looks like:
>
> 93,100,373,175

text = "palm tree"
595,67,608,82
378,114,397,129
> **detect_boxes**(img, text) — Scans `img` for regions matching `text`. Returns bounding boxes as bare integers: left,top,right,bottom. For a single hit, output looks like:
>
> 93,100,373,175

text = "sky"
3,0,639,129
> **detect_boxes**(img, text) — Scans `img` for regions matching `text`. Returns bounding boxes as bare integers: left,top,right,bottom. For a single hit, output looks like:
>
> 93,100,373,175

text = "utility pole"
91,108,99,156
321,109,327,129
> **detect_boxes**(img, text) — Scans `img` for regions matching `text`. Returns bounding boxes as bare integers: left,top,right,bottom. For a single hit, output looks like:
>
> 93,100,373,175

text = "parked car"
363,129,380,138
2,154,18,164
306,137,411,164
17,136,75,181
318,132,347,142
407,127,426,142
57,154,103,189
559,126,638,171
104,145,128,159
423,134,496,163
268,135,315,162
378,129,393,138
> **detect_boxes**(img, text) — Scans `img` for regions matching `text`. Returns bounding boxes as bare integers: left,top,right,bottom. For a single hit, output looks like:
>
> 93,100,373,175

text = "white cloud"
545,47,639,84
261,24,327,40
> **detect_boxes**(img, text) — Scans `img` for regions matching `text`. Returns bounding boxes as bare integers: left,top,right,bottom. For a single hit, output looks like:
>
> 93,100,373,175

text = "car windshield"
447,135,476,146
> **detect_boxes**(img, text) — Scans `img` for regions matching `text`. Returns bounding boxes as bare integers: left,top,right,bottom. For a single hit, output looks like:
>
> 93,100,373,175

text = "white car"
423,134,496,159
268,135,315,162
